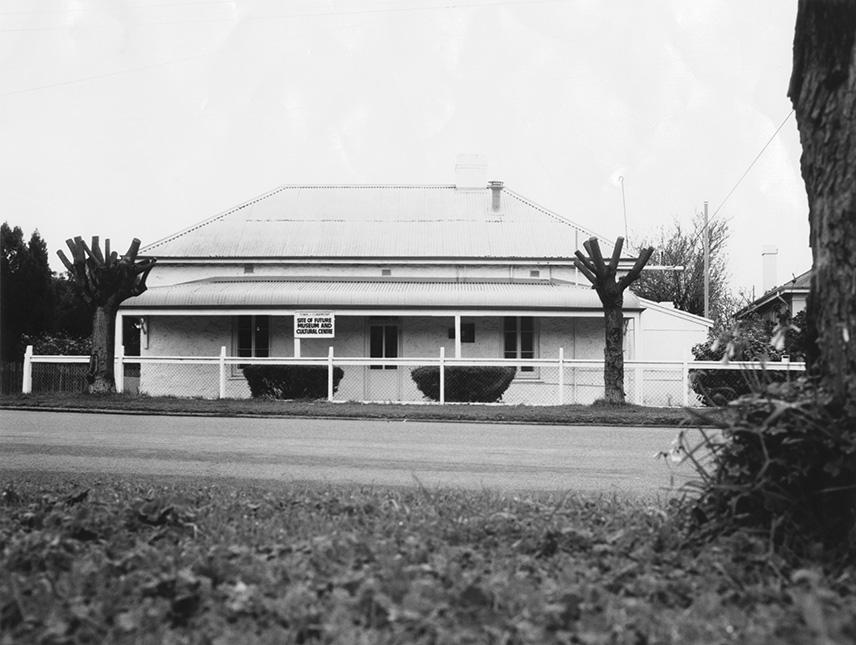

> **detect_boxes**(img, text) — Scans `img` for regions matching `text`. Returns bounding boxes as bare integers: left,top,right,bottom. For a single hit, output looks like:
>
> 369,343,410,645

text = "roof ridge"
141,184,462,253
502,189,607,243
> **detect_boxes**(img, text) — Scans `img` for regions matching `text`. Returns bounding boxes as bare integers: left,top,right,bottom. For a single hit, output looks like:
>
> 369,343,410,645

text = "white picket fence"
21,344,807,407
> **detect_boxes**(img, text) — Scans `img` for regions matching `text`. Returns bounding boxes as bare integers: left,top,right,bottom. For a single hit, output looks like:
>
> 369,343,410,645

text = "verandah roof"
122,278,643,311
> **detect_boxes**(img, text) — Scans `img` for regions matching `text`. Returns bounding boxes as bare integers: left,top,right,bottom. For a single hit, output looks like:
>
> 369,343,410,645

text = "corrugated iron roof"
141,185,604,260
122,277,640,311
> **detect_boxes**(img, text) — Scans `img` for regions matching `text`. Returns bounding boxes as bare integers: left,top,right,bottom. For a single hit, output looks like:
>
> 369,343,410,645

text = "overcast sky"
1,0,810,300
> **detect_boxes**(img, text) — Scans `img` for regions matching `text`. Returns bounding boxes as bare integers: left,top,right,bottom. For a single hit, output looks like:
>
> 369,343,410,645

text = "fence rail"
21,344,807,407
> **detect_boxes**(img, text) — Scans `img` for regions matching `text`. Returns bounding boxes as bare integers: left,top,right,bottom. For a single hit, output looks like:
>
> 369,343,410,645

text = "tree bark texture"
89,304,117,393
789,0,856,411
602,296,626,404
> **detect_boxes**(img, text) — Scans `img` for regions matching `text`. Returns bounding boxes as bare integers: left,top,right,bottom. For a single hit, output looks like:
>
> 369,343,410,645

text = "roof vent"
489,180,504,212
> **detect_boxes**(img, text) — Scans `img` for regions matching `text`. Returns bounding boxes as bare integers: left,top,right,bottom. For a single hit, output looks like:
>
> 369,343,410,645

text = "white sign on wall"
294,312,335,338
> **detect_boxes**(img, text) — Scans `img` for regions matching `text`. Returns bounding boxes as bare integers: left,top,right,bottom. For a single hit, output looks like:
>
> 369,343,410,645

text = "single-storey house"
735,269,811,324
119,163,712,403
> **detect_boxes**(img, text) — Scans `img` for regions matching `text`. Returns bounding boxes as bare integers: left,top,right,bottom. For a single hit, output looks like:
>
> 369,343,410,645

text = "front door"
366,319,400,400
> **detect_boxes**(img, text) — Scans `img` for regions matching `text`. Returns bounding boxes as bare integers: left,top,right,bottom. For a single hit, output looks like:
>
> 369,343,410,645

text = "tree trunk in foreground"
789,0,856,413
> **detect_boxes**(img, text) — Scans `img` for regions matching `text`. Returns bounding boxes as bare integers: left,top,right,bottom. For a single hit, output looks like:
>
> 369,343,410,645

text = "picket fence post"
219,346,227,399
327,346,335,402
439,346,445,405
115,344,125,394
22,345,33,394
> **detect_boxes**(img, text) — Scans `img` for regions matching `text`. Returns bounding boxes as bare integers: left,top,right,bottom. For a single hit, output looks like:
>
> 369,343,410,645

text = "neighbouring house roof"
121,277,641,311
141,185,604,260
735,269,812,319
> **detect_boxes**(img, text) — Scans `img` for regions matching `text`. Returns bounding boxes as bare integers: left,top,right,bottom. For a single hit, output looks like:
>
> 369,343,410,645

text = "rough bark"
89,303,117,393
574,237,654,404
57,236,155,393
789,0,856,412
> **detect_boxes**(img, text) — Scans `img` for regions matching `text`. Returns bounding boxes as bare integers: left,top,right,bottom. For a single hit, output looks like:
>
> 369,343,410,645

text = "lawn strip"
0,393,723,426
1,471,851,644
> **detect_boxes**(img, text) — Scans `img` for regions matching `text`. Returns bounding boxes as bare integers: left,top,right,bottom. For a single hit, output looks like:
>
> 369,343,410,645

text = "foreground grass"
2,473,853,644
0,393,712,426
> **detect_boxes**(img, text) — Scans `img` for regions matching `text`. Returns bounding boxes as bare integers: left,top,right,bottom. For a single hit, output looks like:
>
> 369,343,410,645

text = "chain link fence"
23,348,806,408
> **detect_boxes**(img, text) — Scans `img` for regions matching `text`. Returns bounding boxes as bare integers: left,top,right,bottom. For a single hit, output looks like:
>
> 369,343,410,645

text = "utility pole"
703,200,710,319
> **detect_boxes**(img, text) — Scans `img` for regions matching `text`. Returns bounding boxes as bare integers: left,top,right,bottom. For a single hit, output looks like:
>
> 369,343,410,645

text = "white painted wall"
145,261,585,288
136,309,706,404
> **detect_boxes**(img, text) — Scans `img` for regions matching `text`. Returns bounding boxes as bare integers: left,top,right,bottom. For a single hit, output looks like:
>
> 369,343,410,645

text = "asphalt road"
0,410,696,494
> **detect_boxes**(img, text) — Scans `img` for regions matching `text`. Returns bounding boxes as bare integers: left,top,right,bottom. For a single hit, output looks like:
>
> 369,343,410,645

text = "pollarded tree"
574,237,654,404
57,237,155,393
789,0,856,414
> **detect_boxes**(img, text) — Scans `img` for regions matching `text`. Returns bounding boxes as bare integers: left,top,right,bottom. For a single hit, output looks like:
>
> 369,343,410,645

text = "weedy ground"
2,472,853,644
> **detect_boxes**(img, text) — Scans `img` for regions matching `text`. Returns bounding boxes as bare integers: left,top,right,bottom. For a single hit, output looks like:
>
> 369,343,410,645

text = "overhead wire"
711,109,795,220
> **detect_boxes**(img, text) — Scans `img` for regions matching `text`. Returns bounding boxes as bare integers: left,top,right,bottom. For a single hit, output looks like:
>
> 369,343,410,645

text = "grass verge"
2,472,853,644
0,392,714,426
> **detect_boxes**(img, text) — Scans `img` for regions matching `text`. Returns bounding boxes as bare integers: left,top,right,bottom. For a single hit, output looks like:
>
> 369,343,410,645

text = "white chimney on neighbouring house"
762,245,778,292
455,153,488,190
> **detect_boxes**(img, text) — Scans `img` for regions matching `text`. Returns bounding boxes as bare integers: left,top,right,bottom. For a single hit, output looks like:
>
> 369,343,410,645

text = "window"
448,323,475,343
235,315,269,373
529,270,540,278
370,322,398,369
504,316,536,373
381,268,392,276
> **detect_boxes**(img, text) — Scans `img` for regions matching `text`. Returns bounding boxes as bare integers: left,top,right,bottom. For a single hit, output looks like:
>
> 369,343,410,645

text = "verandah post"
439,346,445,405
219,346,227,399
327,346,334,402
22,345,33,394
558,347,565,405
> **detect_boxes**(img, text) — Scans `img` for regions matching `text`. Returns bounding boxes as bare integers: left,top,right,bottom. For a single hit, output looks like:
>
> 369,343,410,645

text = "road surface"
0,410,697,494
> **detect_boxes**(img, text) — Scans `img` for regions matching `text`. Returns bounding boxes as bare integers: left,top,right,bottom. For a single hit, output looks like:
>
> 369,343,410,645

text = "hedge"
411,366,516,403
242,365,344,400
689,368,793,406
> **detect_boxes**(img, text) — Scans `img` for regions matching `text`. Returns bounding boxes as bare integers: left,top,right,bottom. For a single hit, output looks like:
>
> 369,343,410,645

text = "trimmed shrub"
689,368,792,406
411,366,516,403
689,312,806,406
242,365,344,399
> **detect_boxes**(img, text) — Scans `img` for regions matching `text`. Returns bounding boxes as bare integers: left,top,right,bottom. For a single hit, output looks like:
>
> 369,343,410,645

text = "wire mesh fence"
1,362,23,395
22,348,806,408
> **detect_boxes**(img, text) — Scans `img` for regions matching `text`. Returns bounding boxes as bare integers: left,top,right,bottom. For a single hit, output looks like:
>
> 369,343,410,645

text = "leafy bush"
690,313,806,406
676,379,856,561
242,365,344,399
411,366,516,402
20,331,91,355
